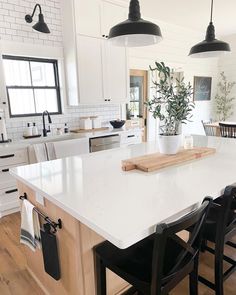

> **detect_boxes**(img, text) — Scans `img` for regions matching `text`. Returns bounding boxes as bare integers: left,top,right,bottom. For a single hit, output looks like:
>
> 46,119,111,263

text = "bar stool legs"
95,254,107,295
215,242,224,295
189,255,199,295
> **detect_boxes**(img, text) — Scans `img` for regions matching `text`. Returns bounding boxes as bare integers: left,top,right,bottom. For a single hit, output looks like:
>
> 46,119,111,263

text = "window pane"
8,89,35,115
30,62,55,86
34,89,59,113
3,59,31,86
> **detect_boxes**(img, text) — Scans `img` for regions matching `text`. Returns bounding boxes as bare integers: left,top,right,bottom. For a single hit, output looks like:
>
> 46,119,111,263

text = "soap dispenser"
32,123,38,136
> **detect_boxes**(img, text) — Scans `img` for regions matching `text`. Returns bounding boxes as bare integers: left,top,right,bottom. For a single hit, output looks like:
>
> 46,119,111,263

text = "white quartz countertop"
10,135,236,249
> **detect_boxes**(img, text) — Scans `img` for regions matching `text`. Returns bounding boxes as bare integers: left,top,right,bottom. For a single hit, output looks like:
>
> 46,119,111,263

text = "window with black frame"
2,55,62,117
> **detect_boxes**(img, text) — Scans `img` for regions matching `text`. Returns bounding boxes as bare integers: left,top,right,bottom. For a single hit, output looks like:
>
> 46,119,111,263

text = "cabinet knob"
2,102,6,105
104,99,107,102
106,35,108,39
102,34,105,38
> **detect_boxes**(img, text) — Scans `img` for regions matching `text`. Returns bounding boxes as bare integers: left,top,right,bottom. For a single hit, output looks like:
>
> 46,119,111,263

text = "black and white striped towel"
20,199,41,251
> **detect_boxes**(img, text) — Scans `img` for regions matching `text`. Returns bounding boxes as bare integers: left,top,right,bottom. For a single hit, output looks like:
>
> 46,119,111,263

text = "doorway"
128,69,148,141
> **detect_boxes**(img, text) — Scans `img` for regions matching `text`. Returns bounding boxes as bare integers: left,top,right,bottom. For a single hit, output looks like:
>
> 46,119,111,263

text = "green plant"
145,62,194,136
215,72,236,121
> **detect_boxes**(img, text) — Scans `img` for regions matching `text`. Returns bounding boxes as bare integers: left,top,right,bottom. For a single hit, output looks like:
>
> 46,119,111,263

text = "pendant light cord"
210,0,213,23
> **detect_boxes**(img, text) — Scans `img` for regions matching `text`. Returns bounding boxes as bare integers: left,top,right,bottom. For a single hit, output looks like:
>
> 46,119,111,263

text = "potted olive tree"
146,62,194,154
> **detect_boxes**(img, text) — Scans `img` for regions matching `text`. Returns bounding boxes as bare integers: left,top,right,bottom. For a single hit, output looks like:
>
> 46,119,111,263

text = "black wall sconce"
25,3,50,34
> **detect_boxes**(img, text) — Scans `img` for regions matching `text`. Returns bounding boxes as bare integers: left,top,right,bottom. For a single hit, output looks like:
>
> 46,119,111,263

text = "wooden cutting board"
70,127,109,133
122,147,216,172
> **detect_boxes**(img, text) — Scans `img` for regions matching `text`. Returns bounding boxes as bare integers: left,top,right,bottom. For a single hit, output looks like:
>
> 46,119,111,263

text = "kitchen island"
10,135,236,295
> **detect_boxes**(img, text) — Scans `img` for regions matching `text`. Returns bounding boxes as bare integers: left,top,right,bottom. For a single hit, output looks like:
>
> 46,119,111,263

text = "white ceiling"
128,0,236,36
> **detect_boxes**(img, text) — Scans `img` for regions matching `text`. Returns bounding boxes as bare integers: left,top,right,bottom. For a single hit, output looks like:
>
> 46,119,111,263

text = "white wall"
129,18,219,141
218,34,236,121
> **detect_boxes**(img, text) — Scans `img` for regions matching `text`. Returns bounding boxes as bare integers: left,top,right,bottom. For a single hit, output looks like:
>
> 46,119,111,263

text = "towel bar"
19,192,62,233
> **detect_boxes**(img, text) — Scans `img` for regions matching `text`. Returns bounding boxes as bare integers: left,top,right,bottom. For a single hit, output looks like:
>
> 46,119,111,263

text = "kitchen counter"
10,135,236,249
1,127,142,152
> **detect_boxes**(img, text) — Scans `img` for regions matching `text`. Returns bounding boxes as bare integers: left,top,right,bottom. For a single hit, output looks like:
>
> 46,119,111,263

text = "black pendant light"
25,4,50,34
189,0,230,58
108,0,162,47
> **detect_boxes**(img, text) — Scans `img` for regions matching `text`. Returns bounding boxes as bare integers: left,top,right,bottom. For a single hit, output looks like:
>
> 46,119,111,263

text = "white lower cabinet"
0,148,28,218
120,130,143,147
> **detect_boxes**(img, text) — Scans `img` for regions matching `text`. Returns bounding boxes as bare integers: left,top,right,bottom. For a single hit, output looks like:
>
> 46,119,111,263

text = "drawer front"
0,162,27,189
120,131,142,145
0,149,28,167
0,186,19,205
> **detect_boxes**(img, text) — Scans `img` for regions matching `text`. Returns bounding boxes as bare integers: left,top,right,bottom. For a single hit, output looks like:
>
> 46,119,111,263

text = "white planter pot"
158,134,182,155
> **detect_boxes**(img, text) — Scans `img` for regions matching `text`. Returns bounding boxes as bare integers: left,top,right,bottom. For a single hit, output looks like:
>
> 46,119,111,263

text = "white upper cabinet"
76,35,104,103
74,0,101,38
103,41,128,103
100,1,127,37
63,0,129,106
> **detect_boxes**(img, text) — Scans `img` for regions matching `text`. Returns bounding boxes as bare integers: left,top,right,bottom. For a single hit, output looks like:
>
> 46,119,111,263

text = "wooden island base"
17,181,129,295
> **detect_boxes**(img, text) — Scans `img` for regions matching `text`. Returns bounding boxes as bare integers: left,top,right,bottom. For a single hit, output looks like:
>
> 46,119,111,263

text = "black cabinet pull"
127,135,135,138
102,34,105,37
2,168,9,172
5,188,18,194
0,154,15,159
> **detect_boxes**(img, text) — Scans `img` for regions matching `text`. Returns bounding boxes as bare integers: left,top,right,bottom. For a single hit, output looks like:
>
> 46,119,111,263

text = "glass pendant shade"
189,0,230,58
108,0,162,47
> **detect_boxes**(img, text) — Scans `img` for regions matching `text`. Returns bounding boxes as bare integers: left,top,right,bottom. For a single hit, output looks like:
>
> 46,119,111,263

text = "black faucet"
42,110,52,137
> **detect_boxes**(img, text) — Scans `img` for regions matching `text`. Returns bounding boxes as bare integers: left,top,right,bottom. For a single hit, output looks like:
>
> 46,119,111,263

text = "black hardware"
2,168,9,172
19,193,62,233
144,118,147,126
108,99,111,102
102,34,105,37
5,188,18,194
2,102,6,105
104,99,108,102
0,154,14,159
127,135,135,138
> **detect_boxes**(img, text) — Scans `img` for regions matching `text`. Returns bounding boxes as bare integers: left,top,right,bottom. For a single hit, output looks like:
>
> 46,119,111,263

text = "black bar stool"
199,185,236,295
94,197,212,295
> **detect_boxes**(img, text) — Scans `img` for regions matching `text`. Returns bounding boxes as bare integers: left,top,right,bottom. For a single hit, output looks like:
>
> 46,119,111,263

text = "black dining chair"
198,185,236,295
201,119,216,136
219,123,236,138
94,197,212,295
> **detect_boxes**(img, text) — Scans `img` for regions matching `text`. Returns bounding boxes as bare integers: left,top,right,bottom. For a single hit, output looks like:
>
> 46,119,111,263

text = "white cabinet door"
74,0,102,38
76,35,104,103
103,41,128,103
101,1,127,37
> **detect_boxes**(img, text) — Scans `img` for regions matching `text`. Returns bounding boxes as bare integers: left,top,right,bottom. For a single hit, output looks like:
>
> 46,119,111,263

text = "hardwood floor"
0,213,235,295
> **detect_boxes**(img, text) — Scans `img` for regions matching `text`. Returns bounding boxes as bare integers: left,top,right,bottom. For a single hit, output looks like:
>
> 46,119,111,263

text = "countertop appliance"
90,134,120,153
